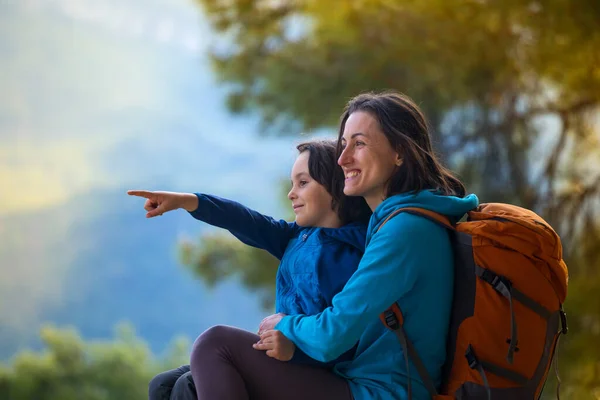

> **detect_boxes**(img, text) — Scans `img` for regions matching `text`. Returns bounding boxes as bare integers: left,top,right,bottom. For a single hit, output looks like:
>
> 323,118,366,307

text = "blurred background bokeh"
1,0,598,399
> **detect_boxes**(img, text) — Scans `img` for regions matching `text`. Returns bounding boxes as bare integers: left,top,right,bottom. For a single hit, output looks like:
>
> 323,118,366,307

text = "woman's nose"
338,146,351,166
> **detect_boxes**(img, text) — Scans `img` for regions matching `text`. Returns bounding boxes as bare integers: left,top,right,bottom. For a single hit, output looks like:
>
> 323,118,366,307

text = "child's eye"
299,180,308,187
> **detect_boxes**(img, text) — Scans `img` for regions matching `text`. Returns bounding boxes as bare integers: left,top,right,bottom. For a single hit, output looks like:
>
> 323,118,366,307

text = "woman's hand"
253,330,295,361
257,313,286,336
127,190,199,218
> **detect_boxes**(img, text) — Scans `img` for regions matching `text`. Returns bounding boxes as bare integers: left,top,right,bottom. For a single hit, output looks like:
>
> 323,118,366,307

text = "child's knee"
148,371,171,399
148,367,189,399
172,371,195,394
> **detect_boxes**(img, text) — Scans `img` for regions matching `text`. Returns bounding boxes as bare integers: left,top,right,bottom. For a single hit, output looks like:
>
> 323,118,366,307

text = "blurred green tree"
180,181,293,309
180,233,280,309
0,324,189,400
184,1,600,397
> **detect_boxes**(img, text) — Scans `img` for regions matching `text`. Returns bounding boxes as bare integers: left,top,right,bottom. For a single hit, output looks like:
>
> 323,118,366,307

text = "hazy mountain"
0,0,304,359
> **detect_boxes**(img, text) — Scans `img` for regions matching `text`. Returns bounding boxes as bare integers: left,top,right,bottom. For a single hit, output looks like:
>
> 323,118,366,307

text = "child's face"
288,151,336,227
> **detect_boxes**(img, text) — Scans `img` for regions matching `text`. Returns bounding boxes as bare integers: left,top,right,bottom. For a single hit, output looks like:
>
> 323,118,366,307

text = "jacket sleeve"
188,193,299,260
275,214,437,362
289,344,357,366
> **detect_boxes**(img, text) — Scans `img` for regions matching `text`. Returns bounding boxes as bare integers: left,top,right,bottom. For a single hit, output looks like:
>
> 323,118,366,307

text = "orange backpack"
378,203,568,400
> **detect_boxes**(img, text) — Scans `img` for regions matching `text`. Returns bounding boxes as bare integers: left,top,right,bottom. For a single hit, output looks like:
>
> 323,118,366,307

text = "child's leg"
170,371,196,400
148,365,191,400
190,325,353,400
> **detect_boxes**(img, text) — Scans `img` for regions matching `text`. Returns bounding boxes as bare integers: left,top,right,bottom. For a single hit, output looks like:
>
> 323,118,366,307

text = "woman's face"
338,111,401,210
287,151,340,228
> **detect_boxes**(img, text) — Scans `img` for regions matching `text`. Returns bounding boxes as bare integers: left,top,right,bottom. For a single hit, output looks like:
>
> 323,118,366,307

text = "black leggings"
189,325,354,400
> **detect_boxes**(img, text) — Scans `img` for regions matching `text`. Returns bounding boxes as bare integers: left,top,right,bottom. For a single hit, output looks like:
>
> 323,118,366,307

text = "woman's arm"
285,240,363,366
275,214,444,362
289,344,357,366
190,193,299,260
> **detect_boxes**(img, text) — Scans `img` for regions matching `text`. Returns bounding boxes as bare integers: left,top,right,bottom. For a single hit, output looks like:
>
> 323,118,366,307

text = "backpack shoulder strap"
378,207,456,399
382,304,441,399
377,207,455,233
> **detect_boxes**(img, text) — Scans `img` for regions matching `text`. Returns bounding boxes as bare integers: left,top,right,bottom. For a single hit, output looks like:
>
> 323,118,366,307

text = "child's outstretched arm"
128,190,298,260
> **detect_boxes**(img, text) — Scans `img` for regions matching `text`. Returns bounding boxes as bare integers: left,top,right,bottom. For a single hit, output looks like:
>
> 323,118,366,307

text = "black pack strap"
403,330,439,398
560,305,568,335
465,345,491,400
475,266,553,321
511,287,552,320
384,309,438,399
555,305,568,400
475,266,518,364
392,328,412,400
479,360,529,385
383,309,412,400
554,333,562,400
466,344,529,386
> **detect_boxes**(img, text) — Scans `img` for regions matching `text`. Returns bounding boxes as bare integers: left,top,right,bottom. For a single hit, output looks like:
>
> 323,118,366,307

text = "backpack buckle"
465,345,479,369
480,269,512,293
479,269,496,285
493,276,512,293
383,309,400,330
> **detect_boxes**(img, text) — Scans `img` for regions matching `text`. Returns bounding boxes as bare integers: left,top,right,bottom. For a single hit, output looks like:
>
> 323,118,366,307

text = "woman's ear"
395,155,403,167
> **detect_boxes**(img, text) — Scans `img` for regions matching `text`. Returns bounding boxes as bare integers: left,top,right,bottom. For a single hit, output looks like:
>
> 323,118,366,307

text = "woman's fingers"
253,331,292,361
252,341,272,350
259,330,276,340
254,336,274,347
253,341,280,360
253,331,276,349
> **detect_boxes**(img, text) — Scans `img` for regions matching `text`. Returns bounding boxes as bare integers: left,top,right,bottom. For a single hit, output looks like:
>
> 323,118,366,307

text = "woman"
128,140,371,400
251,91,479,400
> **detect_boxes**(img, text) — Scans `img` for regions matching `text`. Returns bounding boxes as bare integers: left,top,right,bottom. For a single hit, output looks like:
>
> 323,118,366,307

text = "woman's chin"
343,185,362,197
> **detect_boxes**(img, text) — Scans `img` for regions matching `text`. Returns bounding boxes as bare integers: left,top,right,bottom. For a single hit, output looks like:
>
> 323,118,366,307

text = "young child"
128,139,371,400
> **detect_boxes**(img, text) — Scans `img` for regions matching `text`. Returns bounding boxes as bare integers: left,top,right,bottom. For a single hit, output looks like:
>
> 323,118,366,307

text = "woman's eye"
356,141,365,147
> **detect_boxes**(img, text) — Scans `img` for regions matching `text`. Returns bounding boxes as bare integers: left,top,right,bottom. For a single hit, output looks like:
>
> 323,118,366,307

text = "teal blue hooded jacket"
276,190,479,400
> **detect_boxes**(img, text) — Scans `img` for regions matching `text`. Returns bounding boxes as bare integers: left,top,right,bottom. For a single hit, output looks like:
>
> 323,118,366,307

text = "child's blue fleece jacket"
189,193,367,366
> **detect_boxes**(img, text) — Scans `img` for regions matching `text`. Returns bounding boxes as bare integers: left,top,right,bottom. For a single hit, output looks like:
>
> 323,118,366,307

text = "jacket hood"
368,190,479,237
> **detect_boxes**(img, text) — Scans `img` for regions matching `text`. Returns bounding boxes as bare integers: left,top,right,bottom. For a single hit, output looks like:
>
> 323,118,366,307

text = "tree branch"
537,112,570,200
522,97,598,119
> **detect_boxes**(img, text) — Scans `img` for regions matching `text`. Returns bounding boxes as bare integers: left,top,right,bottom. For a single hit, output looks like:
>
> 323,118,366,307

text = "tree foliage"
0,324,189,400
196,0,600,232
180,233,279,309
